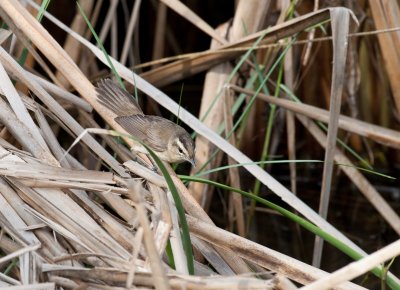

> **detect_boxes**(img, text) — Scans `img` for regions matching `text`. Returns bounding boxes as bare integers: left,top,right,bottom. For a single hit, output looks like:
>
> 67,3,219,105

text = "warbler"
96,79,196,166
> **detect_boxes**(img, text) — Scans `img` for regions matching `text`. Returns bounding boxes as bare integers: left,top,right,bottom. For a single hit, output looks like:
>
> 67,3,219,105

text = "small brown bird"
96,79,196,166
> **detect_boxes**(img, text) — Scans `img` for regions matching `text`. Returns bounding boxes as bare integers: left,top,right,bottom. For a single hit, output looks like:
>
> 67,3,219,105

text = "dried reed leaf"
42,263,274,289
124,160,238,275
284,46,298,195
152,2,167,70
0,148,75,261
187,215,366,290
18,184,131,261
1,5,385,275
0,96,56,164
24,206,94,252
0,178,40,244
0,2,394,288
237,83,400,281
0,62,47,150
368,0,400,113
64,30,253,275
55,0,94,87
160,0,227,44
0,146,132,266
231,86,400,149
166,190,188,274
126,180,170,290
0,283,55,289
148,183,172,257
223,88,245,236
66,189,138,252
302,239,400,290
0,161,115,184
0,44,127,176
0,27,12,44
140,8,332,87
126,227,143,288
18,179,126,194
190,0,269,214
28,72,92,112
295,114,400,235
0,7,62,88
98,0,118,44
318,8,353,203
80,8,376,264
120,0,141,65
189,22,231,205
314,7,357,267
32,101,71,168
190,235,234,276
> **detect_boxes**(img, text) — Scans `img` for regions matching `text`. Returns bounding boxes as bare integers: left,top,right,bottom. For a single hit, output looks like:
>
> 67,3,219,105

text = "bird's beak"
188,158,196,167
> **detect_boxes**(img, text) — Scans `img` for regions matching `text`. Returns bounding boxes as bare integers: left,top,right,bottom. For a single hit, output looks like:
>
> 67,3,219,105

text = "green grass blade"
66,128,194,274
199,29,271,124
281,84,373,170
18,0,51,66
196,160,322,177
143,144,194,275
77,1,124,89
179,175,400,290
193,36,298,176
165,240,176,269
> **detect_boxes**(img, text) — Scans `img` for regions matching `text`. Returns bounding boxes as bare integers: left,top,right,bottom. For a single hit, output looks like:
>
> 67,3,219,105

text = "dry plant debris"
0,1,399,290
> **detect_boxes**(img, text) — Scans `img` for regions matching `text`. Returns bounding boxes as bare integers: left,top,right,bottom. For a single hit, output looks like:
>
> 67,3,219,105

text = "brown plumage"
95,79,196,165
96,79,143,116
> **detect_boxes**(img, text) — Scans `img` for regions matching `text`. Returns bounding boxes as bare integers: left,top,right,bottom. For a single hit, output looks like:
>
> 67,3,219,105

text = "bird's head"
168,132,196,166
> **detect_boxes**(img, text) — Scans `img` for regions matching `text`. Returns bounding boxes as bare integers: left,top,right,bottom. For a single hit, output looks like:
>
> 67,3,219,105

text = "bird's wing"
96,79,143,116
115,115,175,152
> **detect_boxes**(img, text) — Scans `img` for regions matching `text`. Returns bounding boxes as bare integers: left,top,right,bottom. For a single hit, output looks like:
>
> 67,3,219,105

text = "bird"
95,79,196,166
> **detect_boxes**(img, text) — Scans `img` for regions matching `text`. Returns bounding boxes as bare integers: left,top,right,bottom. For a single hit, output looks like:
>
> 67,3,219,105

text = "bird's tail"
95,79,143,116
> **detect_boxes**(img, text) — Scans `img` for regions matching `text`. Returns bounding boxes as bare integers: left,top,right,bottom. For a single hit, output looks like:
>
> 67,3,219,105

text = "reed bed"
0,1,399,289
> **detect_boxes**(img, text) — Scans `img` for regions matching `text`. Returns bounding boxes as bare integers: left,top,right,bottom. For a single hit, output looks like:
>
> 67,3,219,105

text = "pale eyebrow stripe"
176,139,189,155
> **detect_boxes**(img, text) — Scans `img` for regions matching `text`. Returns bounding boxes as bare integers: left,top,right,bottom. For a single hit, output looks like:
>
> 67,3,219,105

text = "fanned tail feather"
95,79,143,116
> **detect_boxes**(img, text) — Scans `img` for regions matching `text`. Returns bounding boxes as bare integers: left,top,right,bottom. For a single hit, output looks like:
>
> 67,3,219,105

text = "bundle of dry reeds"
0,1,399,289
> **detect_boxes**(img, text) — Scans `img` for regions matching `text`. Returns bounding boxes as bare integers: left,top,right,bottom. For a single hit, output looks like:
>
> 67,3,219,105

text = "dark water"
209,161,400,289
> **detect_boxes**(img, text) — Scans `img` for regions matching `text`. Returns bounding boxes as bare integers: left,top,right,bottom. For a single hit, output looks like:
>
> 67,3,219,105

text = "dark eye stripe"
176,139,188,156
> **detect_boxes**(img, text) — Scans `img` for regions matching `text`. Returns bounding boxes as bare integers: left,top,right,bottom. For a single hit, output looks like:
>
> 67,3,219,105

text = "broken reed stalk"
126,180,170,290
0,1,398,289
